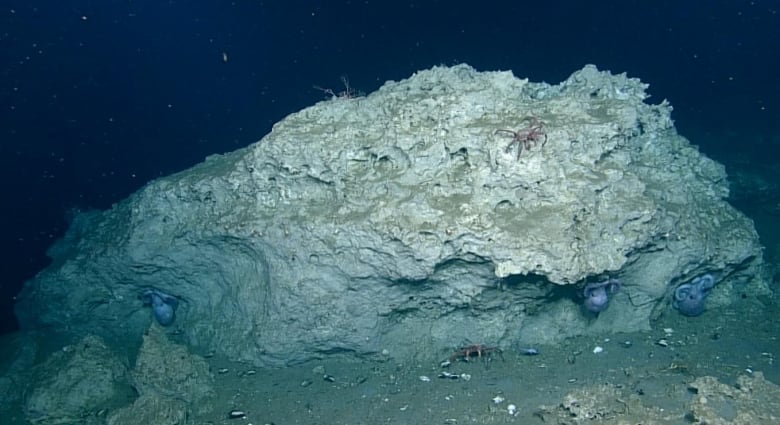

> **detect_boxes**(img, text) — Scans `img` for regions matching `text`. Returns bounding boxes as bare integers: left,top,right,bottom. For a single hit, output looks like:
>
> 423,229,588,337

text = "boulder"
15,64,768,366
537,372,780,424
23,335,132,425
687,372,780,424
105,324,214,424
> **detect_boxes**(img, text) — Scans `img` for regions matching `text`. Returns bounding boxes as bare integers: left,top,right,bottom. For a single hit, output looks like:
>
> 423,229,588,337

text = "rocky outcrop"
106,324,214,425
23,335,132,425
687,372,780,424
15,64,768,366
16,326,213,424
538,372,780,424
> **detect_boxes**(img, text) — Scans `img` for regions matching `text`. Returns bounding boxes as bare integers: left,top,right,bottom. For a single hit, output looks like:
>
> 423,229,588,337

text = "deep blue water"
1,1,778,333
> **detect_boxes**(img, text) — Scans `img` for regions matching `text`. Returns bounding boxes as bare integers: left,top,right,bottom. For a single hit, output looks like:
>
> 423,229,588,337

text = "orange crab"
449,343,503,362
495,116,547,159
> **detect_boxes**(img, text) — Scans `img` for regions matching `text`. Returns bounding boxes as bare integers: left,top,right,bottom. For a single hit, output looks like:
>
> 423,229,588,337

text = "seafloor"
198,291,780,424
2,292,778,424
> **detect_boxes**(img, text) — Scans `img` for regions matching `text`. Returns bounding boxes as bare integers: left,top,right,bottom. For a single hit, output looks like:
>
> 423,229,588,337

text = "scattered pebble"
228,410,246,419
438,372,471,381
657,339,669,347
217,368,229,374
492,395,505,404
419,375,431,382
593,346,604,354
507,404,518,415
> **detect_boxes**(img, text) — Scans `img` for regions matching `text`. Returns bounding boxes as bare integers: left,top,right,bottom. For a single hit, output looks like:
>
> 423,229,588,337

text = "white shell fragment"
492,395,505,404
438,371,459,380
657,339,669,347
593,346,604,354
419,375,431,382
507,404,518,415
228,410,246,419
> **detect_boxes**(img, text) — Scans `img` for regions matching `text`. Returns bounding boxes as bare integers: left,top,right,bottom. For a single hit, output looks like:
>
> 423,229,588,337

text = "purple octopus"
583,278,622,314
140,288,178,326
673,274,715,317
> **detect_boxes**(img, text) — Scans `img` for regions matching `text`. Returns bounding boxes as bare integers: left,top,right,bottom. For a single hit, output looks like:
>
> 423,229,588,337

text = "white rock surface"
15,64,768,365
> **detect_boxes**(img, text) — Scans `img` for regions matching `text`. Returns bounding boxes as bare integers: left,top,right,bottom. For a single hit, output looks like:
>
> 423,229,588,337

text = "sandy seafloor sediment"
194,295,778,424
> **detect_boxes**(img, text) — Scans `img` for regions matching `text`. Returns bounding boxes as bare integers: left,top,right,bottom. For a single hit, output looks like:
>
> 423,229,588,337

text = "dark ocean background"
1,1,778,334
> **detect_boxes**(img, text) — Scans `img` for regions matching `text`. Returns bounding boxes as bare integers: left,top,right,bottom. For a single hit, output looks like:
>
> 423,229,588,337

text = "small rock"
228,410,246,419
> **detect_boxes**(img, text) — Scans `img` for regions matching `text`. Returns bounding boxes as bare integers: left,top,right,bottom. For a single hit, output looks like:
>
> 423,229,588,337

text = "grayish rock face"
15,64,768,366
23,335,132,424
106,324,215,424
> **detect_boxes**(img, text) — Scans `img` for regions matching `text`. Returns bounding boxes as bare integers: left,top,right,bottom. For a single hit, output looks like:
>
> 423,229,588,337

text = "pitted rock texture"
16,64,768,365
687,372,780,424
